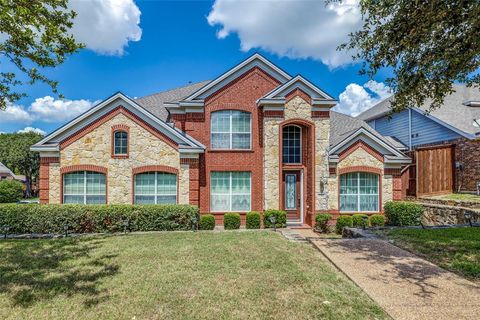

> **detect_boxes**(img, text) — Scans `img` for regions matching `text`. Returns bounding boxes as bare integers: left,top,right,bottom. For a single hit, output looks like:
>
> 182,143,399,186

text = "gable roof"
0,162,16,178
135,81,211,121
31,92,205,153
357,85,480,138
181,53,292,103
329,111,410,163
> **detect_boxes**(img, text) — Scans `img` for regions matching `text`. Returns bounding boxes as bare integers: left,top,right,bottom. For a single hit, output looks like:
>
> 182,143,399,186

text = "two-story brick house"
31,54,410,226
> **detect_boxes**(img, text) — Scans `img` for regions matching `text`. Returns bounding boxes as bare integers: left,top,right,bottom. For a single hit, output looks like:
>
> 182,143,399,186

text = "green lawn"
0,231,386,320
429,193,480,202
376,227,480,282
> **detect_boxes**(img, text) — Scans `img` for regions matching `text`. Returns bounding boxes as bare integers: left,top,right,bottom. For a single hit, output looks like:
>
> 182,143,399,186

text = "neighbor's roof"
357,85,480,138
135,81,211,121
0,162,15,177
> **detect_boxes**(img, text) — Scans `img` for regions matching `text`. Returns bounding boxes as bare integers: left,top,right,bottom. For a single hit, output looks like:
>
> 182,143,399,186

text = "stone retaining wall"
420,202,480,226
418,197,480,209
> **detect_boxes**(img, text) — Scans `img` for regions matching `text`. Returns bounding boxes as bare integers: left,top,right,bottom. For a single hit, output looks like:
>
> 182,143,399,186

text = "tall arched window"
113,131,128,155
63,171,106,204
211,110,251,150
282,125,301,163
134,172,177,204
339,172,379,212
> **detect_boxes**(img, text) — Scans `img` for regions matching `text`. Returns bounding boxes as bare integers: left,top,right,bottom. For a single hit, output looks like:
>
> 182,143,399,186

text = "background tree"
339,0,480,113
0,132,43,198
0,0,84,110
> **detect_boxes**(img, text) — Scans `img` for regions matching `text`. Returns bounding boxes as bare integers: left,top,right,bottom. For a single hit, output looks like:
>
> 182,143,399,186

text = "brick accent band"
338,166,382,175
132,165,179,175
263,110,284,118
384,168,402,176
312,111,330,118
61,165,108,175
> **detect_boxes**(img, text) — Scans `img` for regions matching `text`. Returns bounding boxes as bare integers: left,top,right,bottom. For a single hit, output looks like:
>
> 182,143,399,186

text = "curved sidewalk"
311,238,480,320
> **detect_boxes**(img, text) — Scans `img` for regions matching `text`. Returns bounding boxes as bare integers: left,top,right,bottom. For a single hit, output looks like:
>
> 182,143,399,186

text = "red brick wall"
172,67,281,214
39,157,60,204
455,138,480,192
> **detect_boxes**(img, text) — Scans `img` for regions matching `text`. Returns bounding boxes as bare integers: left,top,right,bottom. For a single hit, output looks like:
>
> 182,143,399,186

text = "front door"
283,171,301,222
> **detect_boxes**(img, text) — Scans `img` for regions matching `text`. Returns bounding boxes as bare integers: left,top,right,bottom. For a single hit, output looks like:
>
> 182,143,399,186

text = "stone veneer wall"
263,95,330,212
179,164,190,204
421,202,480,225
328,147,394,211
52,113,187,204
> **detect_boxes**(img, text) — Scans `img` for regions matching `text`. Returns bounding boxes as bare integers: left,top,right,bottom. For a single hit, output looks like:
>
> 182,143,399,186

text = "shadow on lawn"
0,236,119,308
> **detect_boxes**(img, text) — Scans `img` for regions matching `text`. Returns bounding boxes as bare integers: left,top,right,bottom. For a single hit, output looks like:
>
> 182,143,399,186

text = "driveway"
311,238,480,320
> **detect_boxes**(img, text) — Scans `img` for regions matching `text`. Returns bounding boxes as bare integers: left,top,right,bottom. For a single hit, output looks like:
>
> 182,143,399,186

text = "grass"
375,227,480,282
0,231,386,320
429,193,480,202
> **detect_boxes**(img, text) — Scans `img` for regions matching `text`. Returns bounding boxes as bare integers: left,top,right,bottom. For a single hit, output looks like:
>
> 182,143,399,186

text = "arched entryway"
279,119,315,225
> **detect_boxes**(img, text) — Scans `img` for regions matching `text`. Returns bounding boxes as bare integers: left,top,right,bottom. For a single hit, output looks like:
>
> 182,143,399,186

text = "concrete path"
311,238,480,320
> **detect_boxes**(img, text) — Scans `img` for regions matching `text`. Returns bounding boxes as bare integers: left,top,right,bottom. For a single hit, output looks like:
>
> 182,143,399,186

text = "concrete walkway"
311,238,480,320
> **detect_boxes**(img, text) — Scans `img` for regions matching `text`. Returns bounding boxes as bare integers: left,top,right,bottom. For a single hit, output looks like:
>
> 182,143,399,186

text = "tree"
0,132,43,198
0,0,84,110
339,0,480,113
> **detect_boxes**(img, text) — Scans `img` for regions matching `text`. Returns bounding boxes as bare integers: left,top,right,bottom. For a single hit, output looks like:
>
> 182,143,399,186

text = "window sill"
112,155,129,159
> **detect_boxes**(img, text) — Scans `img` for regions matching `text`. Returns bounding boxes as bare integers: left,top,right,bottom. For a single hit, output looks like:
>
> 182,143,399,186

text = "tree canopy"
340,0,480,113
0,0,83,110
0,132,43,197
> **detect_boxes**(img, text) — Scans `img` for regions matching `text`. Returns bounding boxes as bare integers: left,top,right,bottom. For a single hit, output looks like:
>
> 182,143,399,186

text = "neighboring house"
357,85,480,192
31,54,410,226
0,162,17,181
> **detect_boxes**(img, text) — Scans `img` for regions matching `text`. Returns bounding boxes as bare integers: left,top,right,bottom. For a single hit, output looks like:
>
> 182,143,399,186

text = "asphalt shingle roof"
135,80,211,121
0,162,15,177
357,85,480,137
135,83,401,152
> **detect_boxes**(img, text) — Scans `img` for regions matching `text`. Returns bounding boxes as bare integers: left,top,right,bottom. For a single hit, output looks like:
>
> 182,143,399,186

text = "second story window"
114,131,128,155
211,110,251,150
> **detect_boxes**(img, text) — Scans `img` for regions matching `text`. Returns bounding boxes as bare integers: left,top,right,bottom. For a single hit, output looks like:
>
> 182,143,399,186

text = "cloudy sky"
0,0,393,135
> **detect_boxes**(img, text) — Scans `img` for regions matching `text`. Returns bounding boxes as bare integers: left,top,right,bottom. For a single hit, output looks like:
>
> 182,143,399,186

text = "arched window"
339,172,379,212
211,110,251,150
282,125,301,163
63,171,106,204
134,172,177,204
113,131,128,155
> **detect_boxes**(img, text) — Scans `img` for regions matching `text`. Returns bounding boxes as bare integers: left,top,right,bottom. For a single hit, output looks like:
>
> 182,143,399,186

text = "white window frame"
210,171,251,212
134,172,177,204
339,172,379,213
282,125,302,164
63,171,106,204
211,110,252,150
113,130,128,155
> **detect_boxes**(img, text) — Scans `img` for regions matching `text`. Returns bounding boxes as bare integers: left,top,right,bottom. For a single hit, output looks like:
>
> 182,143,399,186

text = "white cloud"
17,127,46,135
69,0,142,55
29,96,96,123
207,0,362,68
0,102,33,124
334,80,392,116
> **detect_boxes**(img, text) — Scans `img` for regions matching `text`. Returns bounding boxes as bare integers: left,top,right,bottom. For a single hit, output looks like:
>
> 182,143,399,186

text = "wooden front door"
282,171,301,221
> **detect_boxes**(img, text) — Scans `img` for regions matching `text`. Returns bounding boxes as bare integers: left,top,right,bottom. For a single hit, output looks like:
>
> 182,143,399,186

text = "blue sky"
1,0,393,135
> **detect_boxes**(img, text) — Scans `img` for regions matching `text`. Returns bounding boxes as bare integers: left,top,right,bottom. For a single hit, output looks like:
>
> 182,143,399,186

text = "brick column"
180,158,200,206
39,157,60,204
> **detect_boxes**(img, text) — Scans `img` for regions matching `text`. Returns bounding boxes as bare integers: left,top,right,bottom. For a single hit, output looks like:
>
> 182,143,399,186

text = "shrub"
352,214,369,228
0,204,199,234
199,214,215,230
246,211,261,229
369,214,385,227
384,201,424,226
335,215,353,234
315,213,332,233
263,210,287,228
0,180,23,203
224,213,241,230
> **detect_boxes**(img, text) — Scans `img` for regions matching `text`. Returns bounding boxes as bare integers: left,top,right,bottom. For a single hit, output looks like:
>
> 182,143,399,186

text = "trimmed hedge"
0,204,199,234
246,211,261,229
224,213,241,230
0,180,23,203
369,214,385,227
384,201,424,226
336,215,353,234
352,214,369,228
199,214,215,230
263,210,287,228
315,213,331,233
